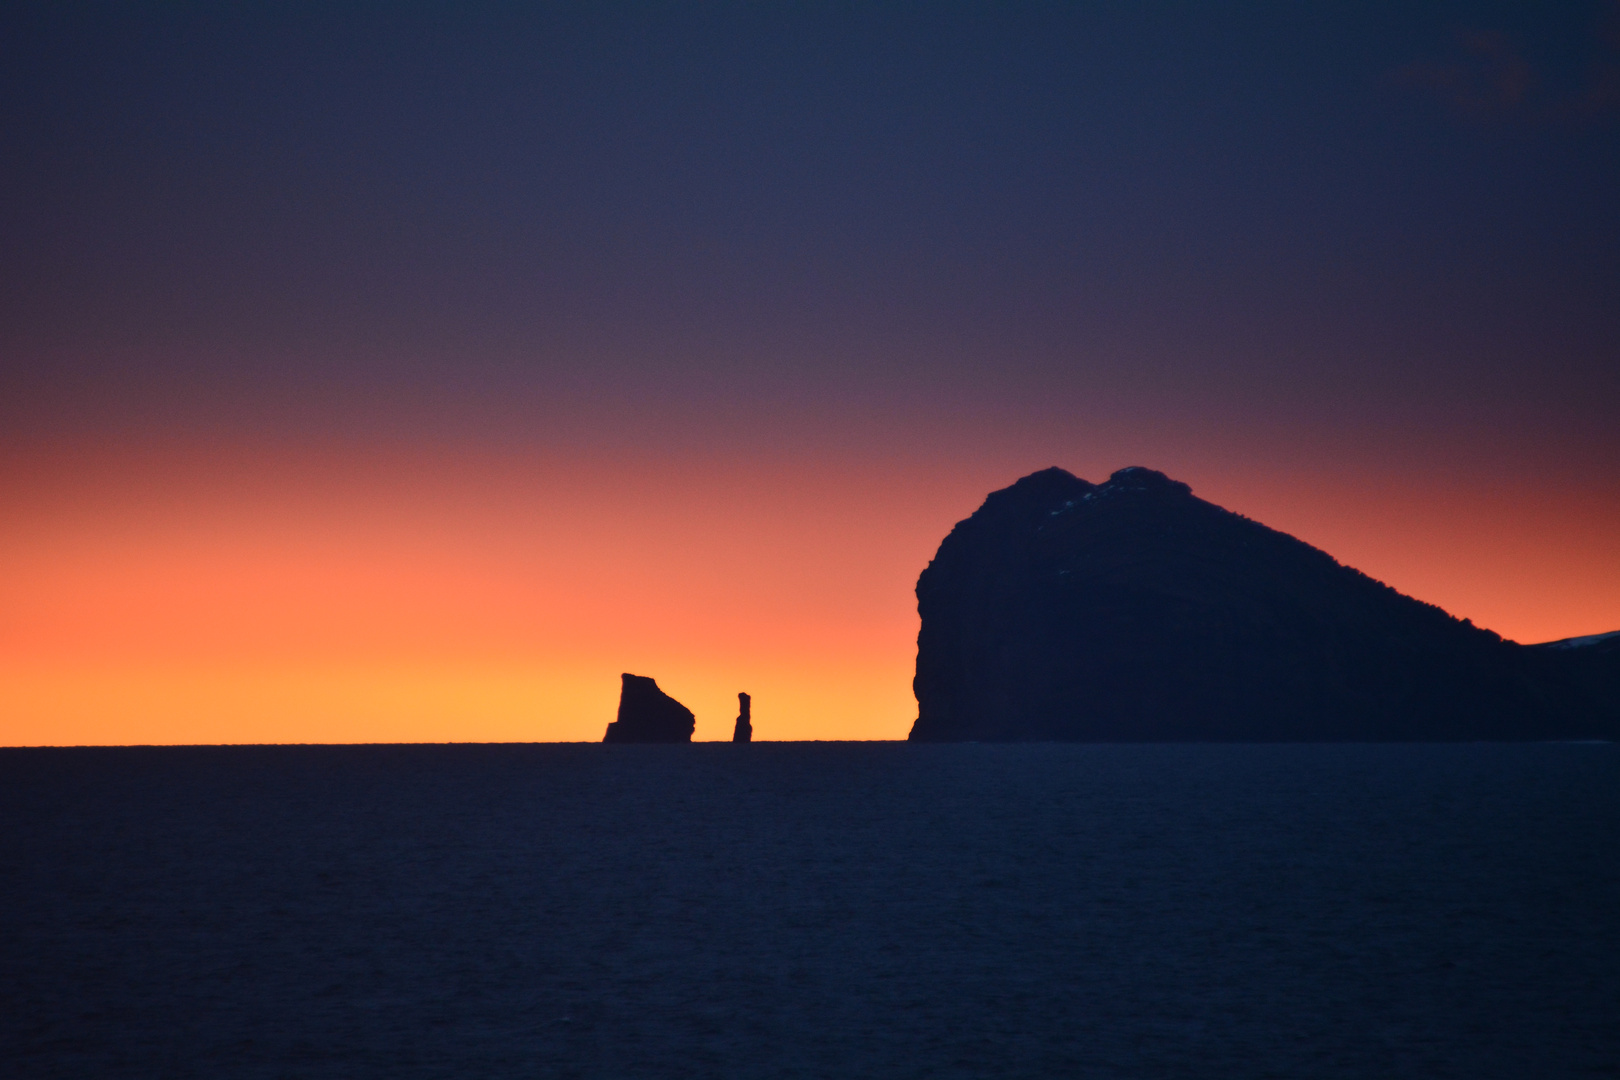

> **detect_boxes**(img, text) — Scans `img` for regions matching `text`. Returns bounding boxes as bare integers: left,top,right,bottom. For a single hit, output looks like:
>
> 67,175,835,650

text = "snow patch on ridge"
1536,629,1620,650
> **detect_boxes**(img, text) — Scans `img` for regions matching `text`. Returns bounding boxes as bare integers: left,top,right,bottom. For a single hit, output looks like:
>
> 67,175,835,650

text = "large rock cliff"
604,674,695,743
909,467,1619,741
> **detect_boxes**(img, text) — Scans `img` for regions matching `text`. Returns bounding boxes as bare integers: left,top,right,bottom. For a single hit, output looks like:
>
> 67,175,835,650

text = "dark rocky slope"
604,674,695,743
909,467,1619,742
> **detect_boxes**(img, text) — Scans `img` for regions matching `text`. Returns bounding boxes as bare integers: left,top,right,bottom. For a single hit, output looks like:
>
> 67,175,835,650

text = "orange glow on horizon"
3,443,1616,746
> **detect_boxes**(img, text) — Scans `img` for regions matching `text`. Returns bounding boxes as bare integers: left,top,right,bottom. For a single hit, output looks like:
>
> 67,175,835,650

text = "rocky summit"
909,467,1619,742
604,674,695,743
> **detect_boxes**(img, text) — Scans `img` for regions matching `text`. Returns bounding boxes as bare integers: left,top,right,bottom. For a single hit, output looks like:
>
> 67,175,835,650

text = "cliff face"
604,674,695,743
909,467,1619,742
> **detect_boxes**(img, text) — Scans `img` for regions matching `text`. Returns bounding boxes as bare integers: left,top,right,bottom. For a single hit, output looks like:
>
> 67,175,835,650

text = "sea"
2,742,1616,1079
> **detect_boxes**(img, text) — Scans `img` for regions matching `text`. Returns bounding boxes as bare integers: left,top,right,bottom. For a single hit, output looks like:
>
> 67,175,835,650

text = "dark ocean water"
2,742,1617,1079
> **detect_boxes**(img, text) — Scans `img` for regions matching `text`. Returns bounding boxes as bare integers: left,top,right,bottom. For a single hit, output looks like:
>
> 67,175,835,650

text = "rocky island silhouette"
602,676,756,743
603,674,695,743
908,467,1620,742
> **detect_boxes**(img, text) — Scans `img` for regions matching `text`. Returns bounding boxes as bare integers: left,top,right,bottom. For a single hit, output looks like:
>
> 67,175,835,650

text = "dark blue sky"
3,2,1616,467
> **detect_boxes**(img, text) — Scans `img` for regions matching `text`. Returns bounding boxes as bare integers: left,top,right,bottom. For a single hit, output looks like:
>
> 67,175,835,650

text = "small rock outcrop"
603,674,695,743
909,466,1620,742
733,692,752,742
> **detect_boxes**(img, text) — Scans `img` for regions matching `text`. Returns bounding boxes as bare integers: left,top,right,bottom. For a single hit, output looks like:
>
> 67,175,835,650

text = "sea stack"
909,467,1620,742
603,674,695,743
733,692,752,742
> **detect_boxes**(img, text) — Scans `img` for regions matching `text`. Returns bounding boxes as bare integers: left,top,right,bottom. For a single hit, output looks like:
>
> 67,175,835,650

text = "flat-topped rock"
604,674,695,743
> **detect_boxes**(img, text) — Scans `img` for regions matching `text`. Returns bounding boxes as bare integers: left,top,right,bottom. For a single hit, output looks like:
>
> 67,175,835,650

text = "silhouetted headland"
604,674,694,743
909,467,1620,742
733,692,752,742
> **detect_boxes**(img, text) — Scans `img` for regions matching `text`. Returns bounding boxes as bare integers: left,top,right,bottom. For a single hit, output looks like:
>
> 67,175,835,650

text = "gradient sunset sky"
3,2,1617,744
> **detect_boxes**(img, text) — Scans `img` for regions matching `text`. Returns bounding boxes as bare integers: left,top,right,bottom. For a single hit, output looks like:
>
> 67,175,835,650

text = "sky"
3,1,1617,744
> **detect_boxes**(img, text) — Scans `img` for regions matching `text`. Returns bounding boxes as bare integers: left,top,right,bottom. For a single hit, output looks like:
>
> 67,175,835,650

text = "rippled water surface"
3,742,1617,1078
